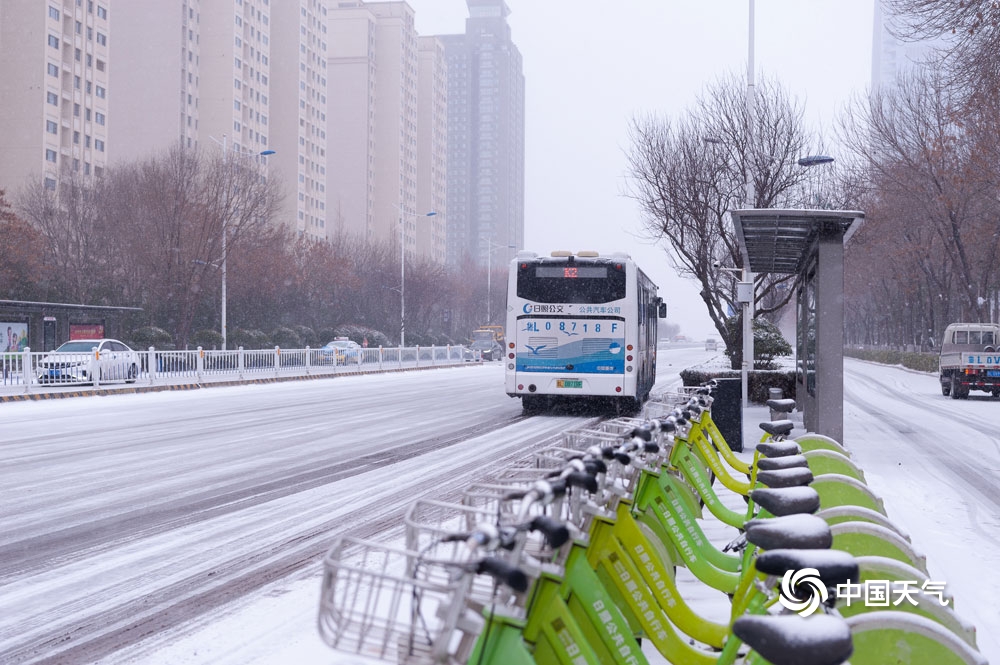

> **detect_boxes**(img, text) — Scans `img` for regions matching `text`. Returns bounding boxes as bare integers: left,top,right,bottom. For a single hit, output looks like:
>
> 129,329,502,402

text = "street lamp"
397,208,437,347
207,135,275,350
486,242,516,324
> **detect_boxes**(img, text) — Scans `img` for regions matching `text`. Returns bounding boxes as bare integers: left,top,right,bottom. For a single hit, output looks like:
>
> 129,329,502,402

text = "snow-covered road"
1,349,996,664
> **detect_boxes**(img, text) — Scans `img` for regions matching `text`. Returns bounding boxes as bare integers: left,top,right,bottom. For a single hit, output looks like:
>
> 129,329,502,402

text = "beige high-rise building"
199,1,271,159
327,1,445,261
107,1,201,162
416,35,447,264
0,0,111,194
326,2,377,241
271,0,329,239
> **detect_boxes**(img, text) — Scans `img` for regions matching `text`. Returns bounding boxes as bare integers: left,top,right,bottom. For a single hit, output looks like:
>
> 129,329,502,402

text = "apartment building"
416,35,448,264
440,0,524,268
270,0,329,239
325,2,377,241
0,0,111,194
328,1,448,262
199,1,271,160
106,1,200,163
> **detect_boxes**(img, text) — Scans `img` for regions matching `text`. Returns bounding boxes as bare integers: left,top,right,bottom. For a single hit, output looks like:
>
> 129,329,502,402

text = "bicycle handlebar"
474,557,529,593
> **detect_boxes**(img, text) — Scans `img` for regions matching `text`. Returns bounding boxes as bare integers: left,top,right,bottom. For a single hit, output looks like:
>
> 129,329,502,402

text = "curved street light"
206,135,275,350
397,208,437,347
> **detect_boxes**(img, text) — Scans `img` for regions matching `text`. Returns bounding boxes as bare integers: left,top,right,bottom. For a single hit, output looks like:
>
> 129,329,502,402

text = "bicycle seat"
756,440,801,458
766,398,797,413
750,486,820,516
755,549,859,589
757,454,808,471
732,614,853,665
743,513,833,550
759,420,795,438
756,467,814,488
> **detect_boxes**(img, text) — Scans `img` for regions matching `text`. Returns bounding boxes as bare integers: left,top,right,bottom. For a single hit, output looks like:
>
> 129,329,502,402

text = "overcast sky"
406,0,876,339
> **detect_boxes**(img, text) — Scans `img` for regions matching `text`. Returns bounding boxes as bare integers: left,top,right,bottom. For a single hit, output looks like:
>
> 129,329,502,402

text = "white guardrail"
0,345,478,394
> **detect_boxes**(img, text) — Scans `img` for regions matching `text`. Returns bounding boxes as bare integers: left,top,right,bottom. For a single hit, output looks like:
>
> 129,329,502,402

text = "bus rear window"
517,263,626,303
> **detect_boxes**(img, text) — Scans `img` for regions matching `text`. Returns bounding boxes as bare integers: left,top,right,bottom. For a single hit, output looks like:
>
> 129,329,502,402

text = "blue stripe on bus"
516,357,625,374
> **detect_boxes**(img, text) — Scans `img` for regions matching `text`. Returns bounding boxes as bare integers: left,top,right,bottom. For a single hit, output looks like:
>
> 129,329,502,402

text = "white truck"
938,322,1000,399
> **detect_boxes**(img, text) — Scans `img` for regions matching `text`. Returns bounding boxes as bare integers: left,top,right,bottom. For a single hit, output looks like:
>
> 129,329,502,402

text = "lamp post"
397,208,436,347
207,135,275,350
486,242,516,324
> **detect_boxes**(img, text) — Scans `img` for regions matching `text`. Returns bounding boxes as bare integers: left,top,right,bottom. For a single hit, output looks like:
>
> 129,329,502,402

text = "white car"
37,339,140,385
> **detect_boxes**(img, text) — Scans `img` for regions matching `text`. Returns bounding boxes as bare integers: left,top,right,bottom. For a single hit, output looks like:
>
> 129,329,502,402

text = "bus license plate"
557,379,583,389
987,370,1000,377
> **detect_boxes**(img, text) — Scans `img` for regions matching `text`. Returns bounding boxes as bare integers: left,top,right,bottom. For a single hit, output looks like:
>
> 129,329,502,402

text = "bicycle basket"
318,536,478,664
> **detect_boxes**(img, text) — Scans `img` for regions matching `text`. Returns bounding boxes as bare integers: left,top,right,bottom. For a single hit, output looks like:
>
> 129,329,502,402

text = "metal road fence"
1,344,477,394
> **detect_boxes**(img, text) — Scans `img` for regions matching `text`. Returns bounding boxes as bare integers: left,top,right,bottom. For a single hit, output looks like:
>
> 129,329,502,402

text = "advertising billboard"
3,322,29,353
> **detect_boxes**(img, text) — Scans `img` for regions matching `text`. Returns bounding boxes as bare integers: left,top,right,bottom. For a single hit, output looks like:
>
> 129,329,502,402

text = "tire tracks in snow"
4,414,597,665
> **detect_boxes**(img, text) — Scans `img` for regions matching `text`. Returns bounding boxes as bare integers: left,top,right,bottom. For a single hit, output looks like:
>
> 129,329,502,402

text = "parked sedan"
36,339,140,385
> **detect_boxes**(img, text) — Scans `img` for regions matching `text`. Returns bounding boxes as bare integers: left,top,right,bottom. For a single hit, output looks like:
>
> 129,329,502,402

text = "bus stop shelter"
1,300,142,353
731,209,864,443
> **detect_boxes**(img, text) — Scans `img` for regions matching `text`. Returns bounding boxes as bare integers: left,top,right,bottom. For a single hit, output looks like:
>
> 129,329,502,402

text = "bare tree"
0,190,46,301
625,72,814,366
884,0,1000,96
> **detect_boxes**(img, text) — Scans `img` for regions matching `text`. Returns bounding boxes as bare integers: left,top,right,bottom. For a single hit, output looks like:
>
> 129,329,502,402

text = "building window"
47,91,58,105
47,63,59,77
45,149,57,162
48,34,59,48
74,75,81,89
96,32,106,46
73,104,80,117
85,135,91,147
46,120,58,134
95,85,106,98
95,111,105,125
44,177,57,190
97,5,107,19
48,6,60,19
95,139,105,152
96,59,105,72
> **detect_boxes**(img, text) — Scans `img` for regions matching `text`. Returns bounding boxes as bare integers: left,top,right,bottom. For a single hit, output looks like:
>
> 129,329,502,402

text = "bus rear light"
508,363,514,370
508,342,514,348
626,365,633,372
517,384,524,390
626,344,633,351
508,353,515,359
626,355,633,361
615,386,622,393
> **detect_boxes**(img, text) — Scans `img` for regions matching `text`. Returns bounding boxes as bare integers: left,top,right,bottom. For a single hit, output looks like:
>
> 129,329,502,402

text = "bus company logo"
778,568,827,617
523,304,565,314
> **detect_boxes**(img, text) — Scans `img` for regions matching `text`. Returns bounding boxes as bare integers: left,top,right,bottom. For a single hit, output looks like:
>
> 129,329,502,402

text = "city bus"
504,250,667,413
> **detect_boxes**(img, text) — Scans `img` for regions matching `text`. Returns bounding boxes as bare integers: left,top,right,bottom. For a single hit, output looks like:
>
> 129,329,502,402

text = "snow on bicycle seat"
749,486,820,516
743,513,832,550
759,419,795,438
755,548,859,589
757,454,808,472
766,398,797,413
756,467,814,488
732,614,853,665
756,440,801,458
